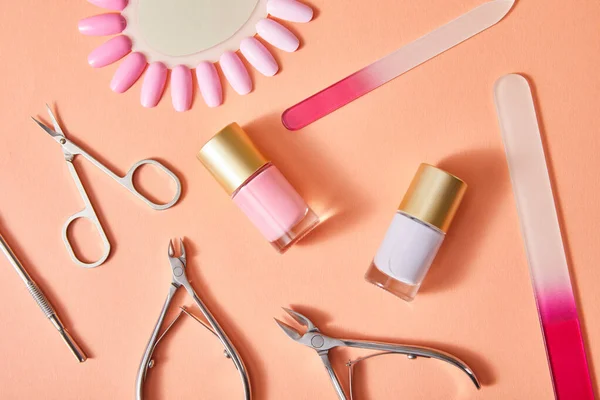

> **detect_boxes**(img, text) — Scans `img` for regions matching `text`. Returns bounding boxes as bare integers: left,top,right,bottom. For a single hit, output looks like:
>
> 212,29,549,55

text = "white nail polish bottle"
365,164,467,302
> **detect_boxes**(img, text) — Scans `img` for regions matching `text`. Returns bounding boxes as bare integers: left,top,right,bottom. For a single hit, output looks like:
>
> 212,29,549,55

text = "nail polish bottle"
198,123,319,253
365,164,467,301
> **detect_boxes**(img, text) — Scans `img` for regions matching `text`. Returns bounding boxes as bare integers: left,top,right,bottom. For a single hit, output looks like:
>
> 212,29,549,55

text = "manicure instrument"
282,0,515,130
0,229,87,362
136,238,251,400
495,74,594,399
31,104,182,268
275,308,480,400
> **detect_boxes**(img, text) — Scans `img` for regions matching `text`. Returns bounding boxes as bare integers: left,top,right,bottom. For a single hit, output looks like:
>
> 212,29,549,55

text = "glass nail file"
494,74,595,399
282,0,515,130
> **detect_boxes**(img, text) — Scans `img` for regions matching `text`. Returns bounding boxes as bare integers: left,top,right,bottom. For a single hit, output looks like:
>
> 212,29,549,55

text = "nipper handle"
183,281,252,400
136,284,178,400
320,353,349,400
343,339,481,389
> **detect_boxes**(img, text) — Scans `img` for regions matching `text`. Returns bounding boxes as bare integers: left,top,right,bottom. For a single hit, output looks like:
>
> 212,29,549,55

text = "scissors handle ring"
122,159,182,211
62,209,111,269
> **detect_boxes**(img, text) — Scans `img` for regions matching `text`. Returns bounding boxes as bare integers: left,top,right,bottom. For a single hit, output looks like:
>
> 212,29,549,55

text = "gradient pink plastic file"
282,0,515,130
495,74,595,399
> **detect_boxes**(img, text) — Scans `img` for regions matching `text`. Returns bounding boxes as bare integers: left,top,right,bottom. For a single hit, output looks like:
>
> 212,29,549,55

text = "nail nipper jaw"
168,238,188,286
282,308,318,332
275,309,344,352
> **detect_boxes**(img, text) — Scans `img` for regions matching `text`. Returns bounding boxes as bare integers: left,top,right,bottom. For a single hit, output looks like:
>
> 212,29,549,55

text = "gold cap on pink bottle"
197,122,319,253
197,123,269,195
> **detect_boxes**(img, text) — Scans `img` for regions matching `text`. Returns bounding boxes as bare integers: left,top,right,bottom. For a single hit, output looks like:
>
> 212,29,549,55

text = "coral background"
0,0,598,398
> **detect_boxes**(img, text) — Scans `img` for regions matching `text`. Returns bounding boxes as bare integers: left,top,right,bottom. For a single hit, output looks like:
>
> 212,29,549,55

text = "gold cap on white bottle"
398,164,467,233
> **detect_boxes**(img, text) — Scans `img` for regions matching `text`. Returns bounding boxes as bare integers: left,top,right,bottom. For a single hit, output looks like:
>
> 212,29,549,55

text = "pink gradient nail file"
282,0,515,130
495,74,595,399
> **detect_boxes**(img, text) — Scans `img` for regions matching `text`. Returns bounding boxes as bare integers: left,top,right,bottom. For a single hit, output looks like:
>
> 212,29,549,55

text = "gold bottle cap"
197,123,268,195
398,164,467,233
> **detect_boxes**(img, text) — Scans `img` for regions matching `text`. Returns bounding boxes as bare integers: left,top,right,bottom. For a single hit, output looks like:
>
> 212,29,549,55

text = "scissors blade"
30,116,63,139
45,104,65,136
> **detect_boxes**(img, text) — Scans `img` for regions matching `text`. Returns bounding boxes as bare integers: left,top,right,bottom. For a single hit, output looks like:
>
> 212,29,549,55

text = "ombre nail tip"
171,65,193,112
110,52,146,93
87,35,132,68
240,38,279,77
256,19,300,52
196,62,223,107
219,52,253,95
78,13,127,36
141,62,168,108
267,0,313,23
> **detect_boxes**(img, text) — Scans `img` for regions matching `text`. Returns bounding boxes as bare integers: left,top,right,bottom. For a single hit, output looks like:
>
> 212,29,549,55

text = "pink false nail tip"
141,63,167,108
256,19,299,52
88,35,131,68
195,62,223,107
87,0,128,11
219,52,252,95
171,65,193,112
110,52,146,93
240,38,279,77
78,13,127,36
267,0,313,23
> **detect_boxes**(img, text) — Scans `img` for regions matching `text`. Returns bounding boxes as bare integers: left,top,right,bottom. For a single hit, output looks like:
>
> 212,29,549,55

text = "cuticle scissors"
136,238,251,400
31,104,182,268
275,308,480,400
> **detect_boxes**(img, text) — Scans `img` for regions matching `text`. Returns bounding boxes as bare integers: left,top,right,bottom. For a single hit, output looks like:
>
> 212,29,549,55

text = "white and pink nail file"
282,0,515,130
494,74,595,399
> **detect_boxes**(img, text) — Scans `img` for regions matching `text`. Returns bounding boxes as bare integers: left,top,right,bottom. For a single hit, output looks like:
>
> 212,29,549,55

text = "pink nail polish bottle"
198,123,319,252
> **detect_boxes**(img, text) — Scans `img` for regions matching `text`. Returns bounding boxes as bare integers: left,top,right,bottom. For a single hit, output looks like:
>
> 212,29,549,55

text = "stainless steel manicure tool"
31,104,182,268
275,308,480,400
0,229,87,362
136,238,251,400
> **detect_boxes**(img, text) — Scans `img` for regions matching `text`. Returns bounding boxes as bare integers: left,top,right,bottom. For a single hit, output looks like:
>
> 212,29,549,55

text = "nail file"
282,0,515,130
494,74,595,400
